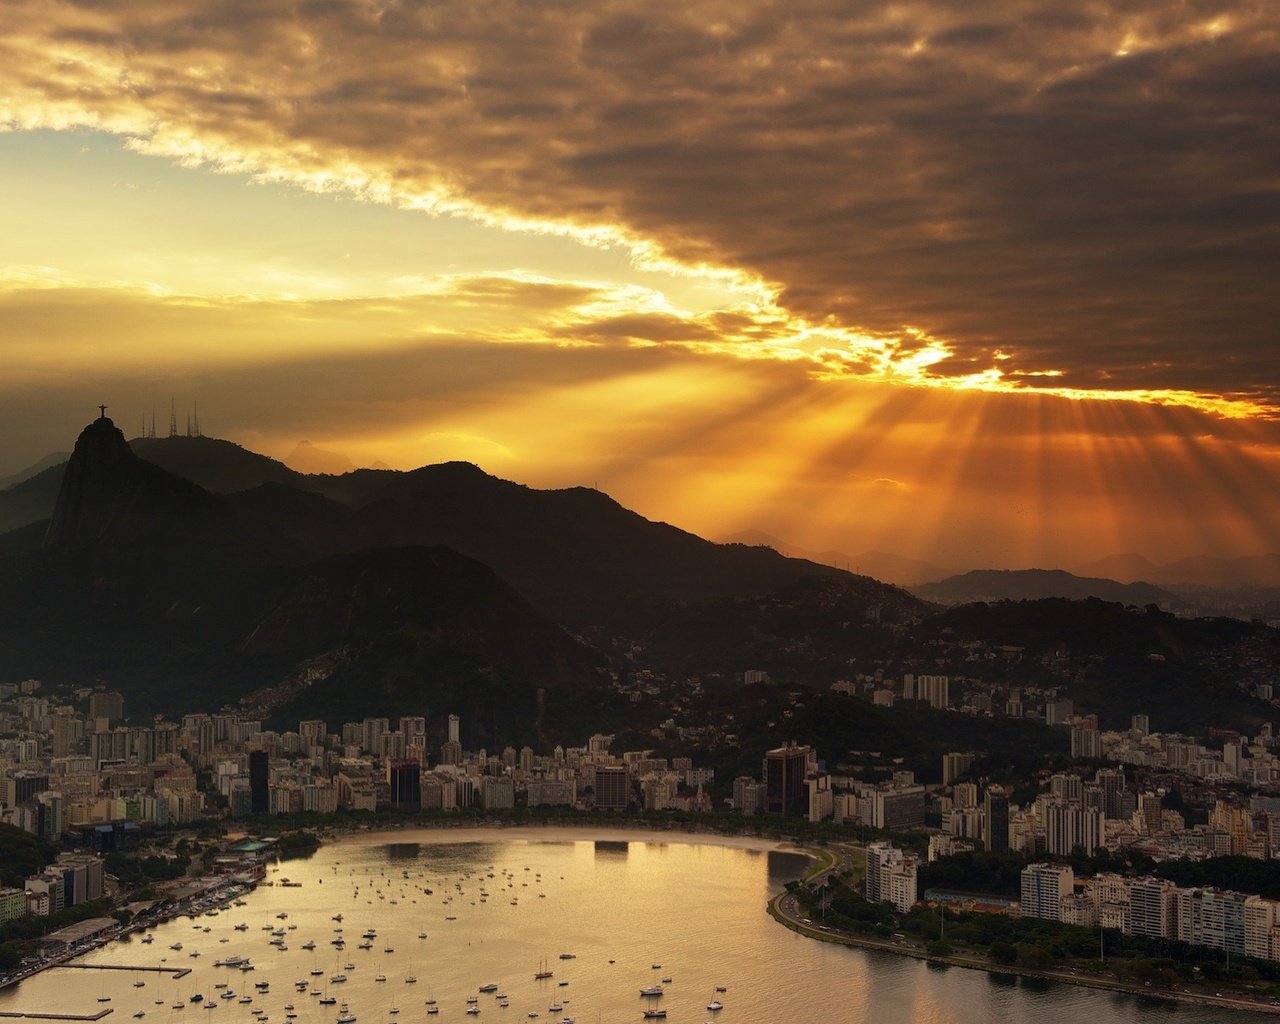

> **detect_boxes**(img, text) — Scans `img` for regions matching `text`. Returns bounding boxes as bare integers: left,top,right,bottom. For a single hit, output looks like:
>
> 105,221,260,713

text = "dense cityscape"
6,660,1280,1004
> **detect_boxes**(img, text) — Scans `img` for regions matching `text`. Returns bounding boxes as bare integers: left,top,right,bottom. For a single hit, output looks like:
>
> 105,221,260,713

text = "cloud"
2,0,1276,412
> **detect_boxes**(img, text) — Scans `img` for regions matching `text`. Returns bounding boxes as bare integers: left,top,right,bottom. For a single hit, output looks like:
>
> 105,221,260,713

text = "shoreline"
313,819,798,855
767,881,1280,1018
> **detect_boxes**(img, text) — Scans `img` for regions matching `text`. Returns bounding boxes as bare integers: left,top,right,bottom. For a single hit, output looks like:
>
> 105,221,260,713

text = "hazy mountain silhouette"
283,439,356,475
0,451,69,490
0,464,65,536
1072,552,1161,583
727,529,950,586
913,568,1183,608
132,435,306,493
1076,552,1280,587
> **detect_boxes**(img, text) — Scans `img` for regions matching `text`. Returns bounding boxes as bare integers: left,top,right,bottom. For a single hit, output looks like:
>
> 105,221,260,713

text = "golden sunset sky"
2,0,1278,571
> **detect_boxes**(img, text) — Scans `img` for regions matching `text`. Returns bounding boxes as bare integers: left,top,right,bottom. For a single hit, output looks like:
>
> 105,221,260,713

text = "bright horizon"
2,2,1278,571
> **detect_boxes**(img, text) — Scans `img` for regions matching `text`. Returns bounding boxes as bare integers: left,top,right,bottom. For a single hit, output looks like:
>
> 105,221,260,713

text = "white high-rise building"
1020,863,1073,922
1128,877,1177,939
866,841,918,913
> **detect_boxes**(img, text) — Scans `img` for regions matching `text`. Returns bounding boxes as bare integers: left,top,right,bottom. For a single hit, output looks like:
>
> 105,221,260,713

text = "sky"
1,0,1279,571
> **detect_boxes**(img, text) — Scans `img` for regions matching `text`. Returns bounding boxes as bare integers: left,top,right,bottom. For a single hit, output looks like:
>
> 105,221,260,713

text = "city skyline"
2,1,1279,569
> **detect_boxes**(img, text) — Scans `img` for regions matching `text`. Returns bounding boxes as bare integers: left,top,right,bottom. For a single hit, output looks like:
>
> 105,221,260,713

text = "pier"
0,1011,113,1021
55,967,191,979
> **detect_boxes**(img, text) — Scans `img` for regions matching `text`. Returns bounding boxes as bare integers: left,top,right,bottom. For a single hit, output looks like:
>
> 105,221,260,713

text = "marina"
0,828,1262,1023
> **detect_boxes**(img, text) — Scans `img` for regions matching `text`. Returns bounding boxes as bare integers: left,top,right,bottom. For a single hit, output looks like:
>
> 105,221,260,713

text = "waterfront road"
771,851,1280,1017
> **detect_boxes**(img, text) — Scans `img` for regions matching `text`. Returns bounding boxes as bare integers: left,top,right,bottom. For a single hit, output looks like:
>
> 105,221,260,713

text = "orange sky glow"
1,0,1278,573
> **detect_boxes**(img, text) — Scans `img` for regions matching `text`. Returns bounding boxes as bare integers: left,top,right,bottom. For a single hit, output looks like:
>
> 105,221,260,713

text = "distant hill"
1155,554,1280,588
0,452,69,490
1072,552,1161,583
922,598,1267,733
131,435,306,493
282,439,356,475
912,568,1184,608
726,530,949,586
0,464,65,536
1076,552,1280,588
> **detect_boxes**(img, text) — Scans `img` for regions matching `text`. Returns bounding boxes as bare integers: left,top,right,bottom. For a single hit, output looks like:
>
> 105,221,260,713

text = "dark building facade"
763,744,810,816
387,761,422,811
248,750,269,815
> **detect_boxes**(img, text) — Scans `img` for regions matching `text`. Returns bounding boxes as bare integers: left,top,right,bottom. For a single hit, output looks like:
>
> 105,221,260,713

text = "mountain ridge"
912,568,1184,609
0,418,907,720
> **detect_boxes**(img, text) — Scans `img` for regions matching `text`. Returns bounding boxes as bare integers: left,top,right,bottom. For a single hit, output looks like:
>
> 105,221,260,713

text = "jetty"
56,966,191,979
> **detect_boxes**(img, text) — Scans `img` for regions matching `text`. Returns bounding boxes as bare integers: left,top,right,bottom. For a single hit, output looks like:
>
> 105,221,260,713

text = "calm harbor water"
0,827,1266,1024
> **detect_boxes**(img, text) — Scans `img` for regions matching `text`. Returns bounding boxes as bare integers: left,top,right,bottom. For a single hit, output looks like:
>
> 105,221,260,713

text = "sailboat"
534,958,553,980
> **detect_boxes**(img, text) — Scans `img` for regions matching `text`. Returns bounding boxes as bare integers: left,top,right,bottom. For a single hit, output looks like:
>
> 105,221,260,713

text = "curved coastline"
767,867,1280,1018
13,820,1274,1018
300,822,1280,1015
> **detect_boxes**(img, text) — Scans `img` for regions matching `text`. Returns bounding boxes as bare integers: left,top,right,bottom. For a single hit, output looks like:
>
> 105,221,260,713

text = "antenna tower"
168,398,178,438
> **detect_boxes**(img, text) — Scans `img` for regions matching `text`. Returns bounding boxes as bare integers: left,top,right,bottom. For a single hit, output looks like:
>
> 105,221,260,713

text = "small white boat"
707,1001,724,1011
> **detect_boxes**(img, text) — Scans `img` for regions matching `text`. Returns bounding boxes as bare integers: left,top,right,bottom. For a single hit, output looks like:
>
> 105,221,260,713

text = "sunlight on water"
0,828,1263,1024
